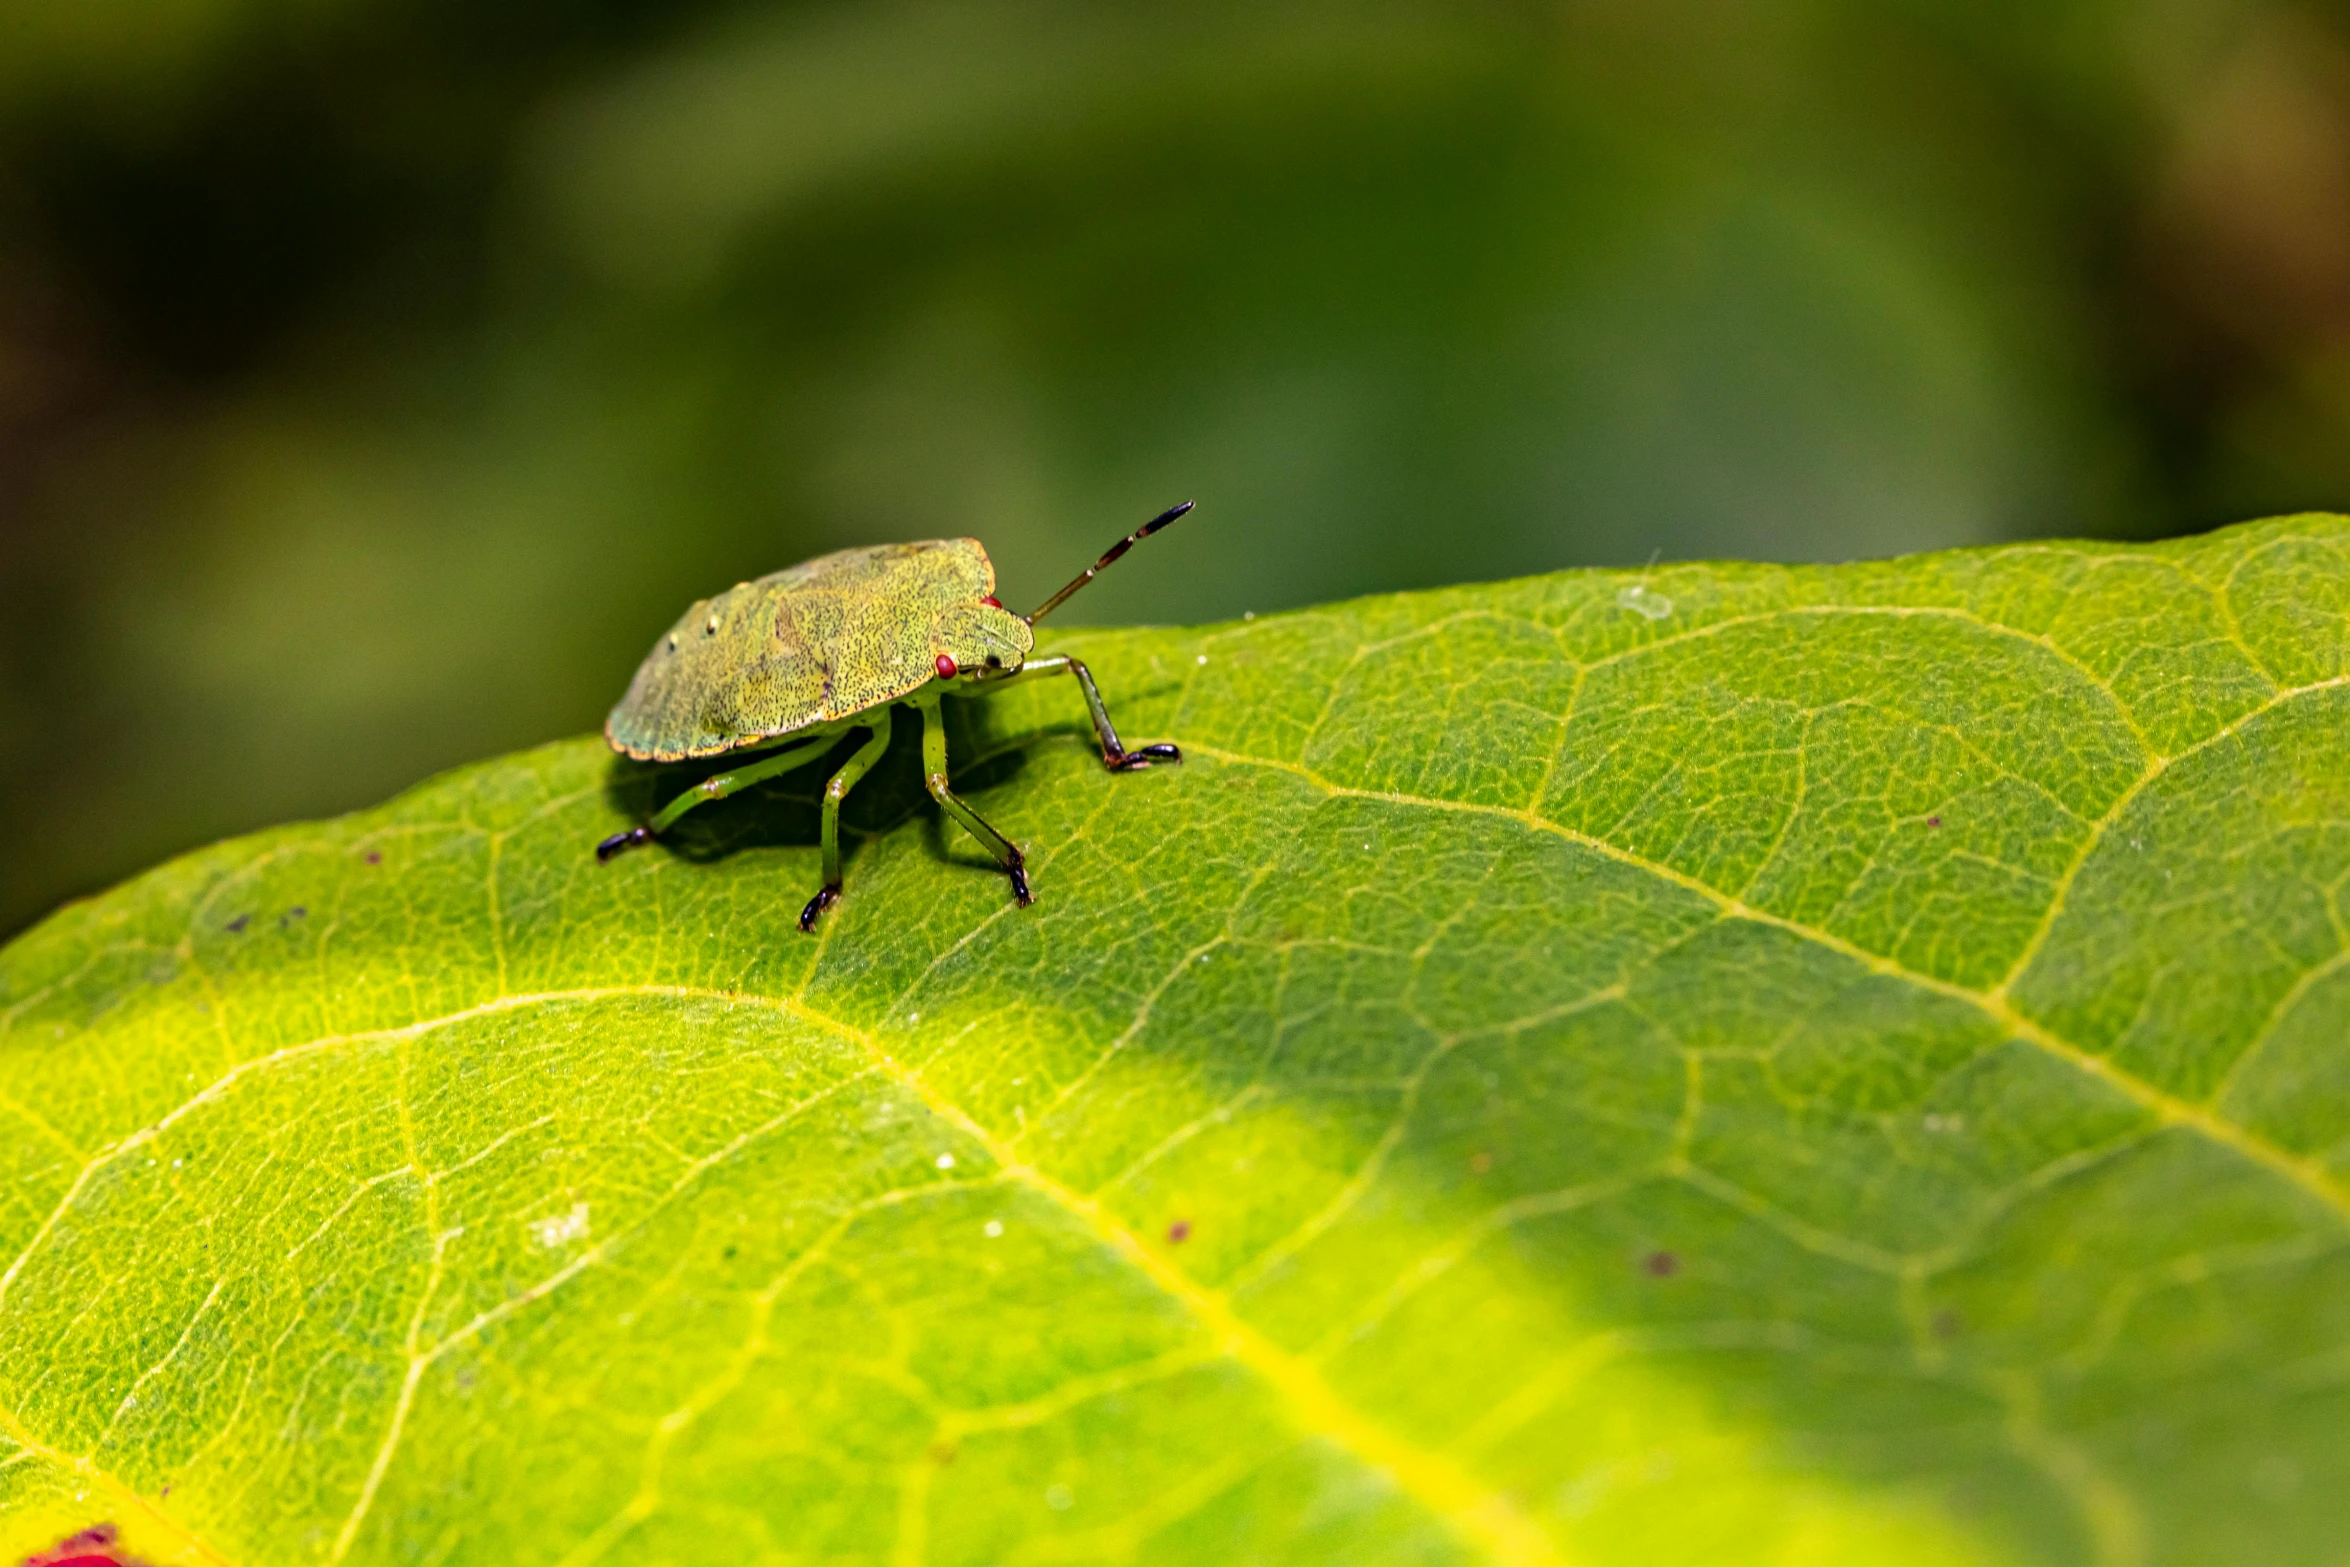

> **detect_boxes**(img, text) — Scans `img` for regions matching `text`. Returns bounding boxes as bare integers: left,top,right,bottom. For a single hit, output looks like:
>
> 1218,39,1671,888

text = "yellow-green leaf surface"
6,516,2350,1567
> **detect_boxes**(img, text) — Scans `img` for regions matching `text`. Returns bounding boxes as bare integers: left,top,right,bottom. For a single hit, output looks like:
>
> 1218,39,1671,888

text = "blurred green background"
5,0,2350,937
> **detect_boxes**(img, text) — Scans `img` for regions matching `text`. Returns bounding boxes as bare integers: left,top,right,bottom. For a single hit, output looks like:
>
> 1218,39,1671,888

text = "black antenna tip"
1139,500,1195,538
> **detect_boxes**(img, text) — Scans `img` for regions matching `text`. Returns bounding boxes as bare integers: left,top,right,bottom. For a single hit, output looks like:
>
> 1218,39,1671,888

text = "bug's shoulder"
766,538,995,610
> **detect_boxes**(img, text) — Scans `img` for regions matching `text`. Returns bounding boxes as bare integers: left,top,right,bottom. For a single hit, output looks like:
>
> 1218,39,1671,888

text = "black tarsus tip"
798,884,842,932
1008,857,1033,908
597,826,654,862
1107,742,1181,772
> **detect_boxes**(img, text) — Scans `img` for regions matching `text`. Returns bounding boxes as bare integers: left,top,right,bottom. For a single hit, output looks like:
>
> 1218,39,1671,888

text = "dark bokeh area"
6,0,2350,936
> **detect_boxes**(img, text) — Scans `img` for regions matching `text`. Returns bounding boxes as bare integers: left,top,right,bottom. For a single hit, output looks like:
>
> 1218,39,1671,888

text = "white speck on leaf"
984,1219,1004,1238
936,1153,956,1170
1617,584,1673,621
908,1011,920,1023
1195,654,1207,664
530,1202,591,1248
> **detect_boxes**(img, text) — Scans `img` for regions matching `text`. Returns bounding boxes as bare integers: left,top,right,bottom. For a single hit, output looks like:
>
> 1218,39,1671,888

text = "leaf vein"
1178,719,2350,1229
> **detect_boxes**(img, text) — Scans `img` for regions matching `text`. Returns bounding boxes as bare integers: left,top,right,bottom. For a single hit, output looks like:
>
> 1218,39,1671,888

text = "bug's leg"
798,721,893,932
596,733,836,861
920,697,1032,908
977,653,1180,772
1067,656,1181,771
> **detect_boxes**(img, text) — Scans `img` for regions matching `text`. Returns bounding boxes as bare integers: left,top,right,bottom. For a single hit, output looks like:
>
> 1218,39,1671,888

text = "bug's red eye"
935,654,958,678
981,595,1002,608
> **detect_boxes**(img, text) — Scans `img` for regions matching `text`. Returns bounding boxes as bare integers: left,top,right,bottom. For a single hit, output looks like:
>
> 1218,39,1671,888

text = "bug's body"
597,504,1192,930
606,539,1034,762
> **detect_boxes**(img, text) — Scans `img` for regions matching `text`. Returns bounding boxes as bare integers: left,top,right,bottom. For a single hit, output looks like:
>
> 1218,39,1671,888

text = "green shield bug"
597,501,1194,931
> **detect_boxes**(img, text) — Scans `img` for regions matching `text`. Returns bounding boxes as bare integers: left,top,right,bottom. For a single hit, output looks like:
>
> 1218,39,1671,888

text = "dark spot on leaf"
364,851,382,865
1643,1249,1679,1278
929,1441,958,1466
225,915,249,934
281,906,307,925
22,1524,146,1567
1926,816,1941,827
1167,1219,1191,1243
1932,1307,1963,1339
722,1246,737,1260
1469,1151,1493,1174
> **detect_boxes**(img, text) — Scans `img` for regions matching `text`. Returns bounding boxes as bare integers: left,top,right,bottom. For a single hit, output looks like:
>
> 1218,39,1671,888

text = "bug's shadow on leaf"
596,711,1041,870
598,747,839,865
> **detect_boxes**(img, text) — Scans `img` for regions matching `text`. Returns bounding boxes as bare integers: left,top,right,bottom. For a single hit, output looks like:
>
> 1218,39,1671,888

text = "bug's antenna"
1026,501,1195,625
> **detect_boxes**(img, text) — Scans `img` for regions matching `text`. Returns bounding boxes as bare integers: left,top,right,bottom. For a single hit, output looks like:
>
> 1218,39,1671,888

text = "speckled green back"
606,538,1007,761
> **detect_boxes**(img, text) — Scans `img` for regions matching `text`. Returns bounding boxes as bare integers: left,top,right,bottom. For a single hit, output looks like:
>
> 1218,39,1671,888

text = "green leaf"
5,515,2350,1567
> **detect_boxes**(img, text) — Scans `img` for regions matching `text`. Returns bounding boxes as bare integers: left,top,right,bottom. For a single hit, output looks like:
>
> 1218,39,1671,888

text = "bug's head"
929,502,1194,684
931,595,1036,681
